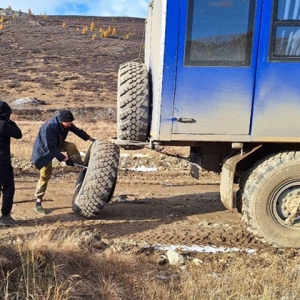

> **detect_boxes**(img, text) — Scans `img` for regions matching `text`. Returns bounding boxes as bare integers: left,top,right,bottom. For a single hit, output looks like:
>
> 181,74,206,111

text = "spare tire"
117,61,150,150
72,139,119,218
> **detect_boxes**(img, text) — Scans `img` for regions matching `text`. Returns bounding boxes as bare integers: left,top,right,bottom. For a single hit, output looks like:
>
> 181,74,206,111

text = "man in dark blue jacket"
31,109,95,214
0,101,22,225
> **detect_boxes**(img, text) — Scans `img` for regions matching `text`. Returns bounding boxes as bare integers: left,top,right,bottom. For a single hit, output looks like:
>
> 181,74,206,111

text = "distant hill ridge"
0,9,145,121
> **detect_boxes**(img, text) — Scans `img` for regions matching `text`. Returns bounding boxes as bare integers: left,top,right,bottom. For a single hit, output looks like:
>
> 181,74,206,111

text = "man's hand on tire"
65,159,75,166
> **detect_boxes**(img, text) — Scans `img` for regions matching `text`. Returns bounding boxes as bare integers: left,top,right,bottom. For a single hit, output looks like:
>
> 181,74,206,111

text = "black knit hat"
0,101,12,120
59,110,74,122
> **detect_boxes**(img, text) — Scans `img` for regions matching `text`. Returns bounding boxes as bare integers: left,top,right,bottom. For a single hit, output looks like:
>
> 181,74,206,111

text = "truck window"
272,0,300,58
184,0,255,66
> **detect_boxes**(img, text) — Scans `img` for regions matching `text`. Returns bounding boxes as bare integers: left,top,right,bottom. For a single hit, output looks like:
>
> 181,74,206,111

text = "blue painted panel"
169,0,262,135
252,1,300,137
159,0,181,138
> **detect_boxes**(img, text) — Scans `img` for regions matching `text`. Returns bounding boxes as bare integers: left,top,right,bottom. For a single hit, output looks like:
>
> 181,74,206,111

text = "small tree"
103,30,109,38
90,21,95,31
112,27,118,35
82,26,88,34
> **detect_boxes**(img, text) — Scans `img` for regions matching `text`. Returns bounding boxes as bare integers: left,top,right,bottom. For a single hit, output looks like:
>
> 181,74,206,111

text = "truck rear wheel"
241,152,300,248
72,139,119,218
117,61,150,150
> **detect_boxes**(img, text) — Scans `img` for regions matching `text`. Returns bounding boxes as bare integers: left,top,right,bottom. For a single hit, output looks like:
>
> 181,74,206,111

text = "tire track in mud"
87,218,267,250
5,171,270,252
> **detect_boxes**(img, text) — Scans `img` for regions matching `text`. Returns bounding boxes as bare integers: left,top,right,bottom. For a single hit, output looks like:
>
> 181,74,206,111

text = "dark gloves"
65,159,75,166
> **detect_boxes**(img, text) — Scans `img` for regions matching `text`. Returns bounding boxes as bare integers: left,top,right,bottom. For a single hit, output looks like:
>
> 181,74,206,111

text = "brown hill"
0,9,145,121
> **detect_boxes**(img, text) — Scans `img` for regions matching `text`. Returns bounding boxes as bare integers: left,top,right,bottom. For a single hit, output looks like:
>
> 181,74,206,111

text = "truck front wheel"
241,152,300,248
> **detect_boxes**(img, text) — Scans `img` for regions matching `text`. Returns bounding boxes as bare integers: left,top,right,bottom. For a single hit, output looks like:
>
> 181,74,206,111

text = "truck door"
172,0,260,135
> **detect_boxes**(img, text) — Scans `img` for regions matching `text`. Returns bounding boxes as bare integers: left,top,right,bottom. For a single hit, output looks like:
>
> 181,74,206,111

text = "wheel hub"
283,193,300,225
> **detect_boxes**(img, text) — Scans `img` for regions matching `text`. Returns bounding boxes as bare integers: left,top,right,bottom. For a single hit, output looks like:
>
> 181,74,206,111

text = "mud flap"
220,145,261,210
220,157,236,210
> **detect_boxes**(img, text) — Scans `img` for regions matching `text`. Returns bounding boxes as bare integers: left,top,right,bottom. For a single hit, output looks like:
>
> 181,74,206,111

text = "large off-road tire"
236,159,262,215
117,61,150,150
72,139,119,218
241,152,300,248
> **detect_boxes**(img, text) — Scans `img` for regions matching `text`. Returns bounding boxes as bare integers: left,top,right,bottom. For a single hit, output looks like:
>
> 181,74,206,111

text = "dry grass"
1,230,300,300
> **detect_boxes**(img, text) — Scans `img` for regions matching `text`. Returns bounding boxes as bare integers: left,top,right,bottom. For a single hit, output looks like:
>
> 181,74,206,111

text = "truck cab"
116,0,300,248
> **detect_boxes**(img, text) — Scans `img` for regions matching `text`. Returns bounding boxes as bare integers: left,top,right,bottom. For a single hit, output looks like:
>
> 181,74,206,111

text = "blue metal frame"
158,0,300,141
252,0,300,137
158,0,181,139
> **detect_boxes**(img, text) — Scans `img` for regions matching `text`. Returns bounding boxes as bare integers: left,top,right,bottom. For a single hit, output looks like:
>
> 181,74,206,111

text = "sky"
0,0,149,18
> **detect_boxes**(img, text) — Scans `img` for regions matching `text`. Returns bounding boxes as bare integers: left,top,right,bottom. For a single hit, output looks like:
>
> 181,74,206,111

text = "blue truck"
116,0,300,248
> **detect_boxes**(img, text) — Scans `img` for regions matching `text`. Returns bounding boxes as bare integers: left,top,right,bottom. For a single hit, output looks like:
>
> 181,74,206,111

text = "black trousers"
0,163,15,216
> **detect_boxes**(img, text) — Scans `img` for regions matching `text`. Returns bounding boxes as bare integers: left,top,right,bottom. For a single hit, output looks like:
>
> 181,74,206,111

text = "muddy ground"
6,169,250,248
3,164,269,254
0,9,291,257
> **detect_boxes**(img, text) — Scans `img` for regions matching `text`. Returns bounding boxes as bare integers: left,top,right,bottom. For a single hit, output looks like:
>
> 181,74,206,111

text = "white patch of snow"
121,165,158,172
154,244,256,254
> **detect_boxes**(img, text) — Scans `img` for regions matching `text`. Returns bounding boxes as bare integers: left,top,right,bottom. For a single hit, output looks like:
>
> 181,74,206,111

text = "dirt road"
2,167,267,252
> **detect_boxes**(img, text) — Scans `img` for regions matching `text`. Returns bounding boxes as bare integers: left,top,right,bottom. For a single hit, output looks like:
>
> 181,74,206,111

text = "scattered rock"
157,254,168,265
167,249,185,266
193,258,203,266
29,20,42,26
11,97,46,107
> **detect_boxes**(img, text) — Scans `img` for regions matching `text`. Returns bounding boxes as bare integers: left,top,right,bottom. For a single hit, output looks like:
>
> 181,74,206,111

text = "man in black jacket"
0,101,22,225
31,109,95,214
